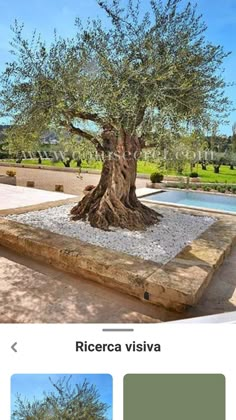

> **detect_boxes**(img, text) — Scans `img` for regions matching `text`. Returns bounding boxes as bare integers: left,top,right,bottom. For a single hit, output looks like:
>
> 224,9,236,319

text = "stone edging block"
0,215,235,312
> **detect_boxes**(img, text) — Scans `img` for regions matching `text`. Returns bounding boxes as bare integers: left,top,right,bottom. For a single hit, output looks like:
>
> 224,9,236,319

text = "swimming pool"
142,190,236,214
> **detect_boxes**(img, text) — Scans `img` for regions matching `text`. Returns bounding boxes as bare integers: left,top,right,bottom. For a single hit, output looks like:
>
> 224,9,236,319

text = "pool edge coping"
140,189,236,216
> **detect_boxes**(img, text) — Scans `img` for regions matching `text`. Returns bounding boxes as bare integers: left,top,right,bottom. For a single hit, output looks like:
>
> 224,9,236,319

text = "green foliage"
0,150,9,159
11,376,109,420
3,126,41,155
165,183,179,188
2,156,236,183
76,140,97,163
178,182,186,189
189,172,199,178
0,0,231,152
224,151,236,169
158,129,207,175
216,185,226,193
51,132,82,166
165,182,236,193
202,185,211,191
0,125,10,157
231,123,236,153
150,172,164,183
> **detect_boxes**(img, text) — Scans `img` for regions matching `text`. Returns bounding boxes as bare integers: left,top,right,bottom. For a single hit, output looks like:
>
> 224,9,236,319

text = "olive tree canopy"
0,0,230,229
11,376,109,420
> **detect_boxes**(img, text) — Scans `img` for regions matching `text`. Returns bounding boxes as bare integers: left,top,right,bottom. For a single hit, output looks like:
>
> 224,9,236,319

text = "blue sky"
11,373,112,419
0,0,235,134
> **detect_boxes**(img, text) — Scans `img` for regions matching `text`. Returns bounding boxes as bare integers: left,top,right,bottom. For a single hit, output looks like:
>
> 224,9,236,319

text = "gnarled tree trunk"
71,127,162,230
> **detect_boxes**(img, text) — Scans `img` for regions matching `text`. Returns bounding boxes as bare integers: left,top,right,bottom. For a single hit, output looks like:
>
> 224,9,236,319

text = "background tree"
51,131,82,167
232,122,236,153
76,139,99,166
211,152,225,174
224,150,236,170
12,376,109,420
3,125,41,161
0,0,230,230
164,129,206,174
0,125,11,159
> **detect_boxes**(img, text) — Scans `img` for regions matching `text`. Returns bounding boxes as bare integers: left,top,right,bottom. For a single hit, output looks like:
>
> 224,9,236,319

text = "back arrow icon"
11,342,17,353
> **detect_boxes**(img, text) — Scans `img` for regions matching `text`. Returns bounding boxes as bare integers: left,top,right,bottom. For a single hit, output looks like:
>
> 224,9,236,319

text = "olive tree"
11,376,109,420
0,0,230,229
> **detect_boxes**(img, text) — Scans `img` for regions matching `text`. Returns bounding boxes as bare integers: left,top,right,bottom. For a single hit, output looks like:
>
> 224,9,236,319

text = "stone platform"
0,210,235,311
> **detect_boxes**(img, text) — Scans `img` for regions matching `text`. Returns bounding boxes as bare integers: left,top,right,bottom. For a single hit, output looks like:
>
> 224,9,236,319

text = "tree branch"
68,123,104,153
135,107,146,128
139,138,158,149
62,109,109,127
75,111,106,126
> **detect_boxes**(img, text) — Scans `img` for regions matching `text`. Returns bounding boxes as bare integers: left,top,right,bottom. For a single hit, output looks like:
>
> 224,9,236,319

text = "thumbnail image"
11,373,112,419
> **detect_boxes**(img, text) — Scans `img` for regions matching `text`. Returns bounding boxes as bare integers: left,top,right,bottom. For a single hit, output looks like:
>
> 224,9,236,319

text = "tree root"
71,190,162,231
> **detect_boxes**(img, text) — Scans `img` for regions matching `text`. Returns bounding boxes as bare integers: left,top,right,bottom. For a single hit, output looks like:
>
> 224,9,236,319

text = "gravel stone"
7,205,215,265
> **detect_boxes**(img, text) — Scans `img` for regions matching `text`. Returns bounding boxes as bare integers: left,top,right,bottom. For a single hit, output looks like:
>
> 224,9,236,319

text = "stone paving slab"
1,211,236,311
0,248,162,323
184,245,236,319
144,263,213,311
0,196,79,217
0,184,77,211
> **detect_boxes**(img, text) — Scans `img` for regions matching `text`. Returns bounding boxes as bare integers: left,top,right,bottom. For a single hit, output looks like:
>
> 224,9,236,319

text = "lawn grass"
137,162,236,183
2,159,236,183
188,165,236,184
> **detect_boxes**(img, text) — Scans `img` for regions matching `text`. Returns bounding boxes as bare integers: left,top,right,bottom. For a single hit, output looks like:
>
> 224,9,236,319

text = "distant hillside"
0,126,58,145
40,131,58,144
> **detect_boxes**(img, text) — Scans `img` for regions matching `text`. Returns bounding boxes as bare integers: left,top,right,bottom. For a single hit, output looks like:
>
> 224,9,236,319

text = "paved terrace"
0,184,76,211
0,165,148,195
0,176,235,322
0,244,235,323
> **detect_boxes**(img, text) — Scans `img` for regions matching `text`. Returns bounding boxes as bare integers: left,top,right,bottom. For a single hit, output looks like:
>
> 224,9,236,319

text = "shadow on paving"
0,246,179,323
0,243,235,323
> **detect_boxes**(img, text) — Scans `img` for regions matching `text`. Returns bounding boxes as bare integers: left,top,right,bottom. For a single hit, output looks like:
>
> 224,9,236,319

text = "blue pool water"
145,190,236,213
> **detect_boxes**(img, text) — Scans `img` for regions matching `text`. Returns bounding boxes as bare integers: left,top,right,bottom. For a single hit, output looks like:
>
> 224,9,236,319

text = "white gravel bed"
7,204,215,265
